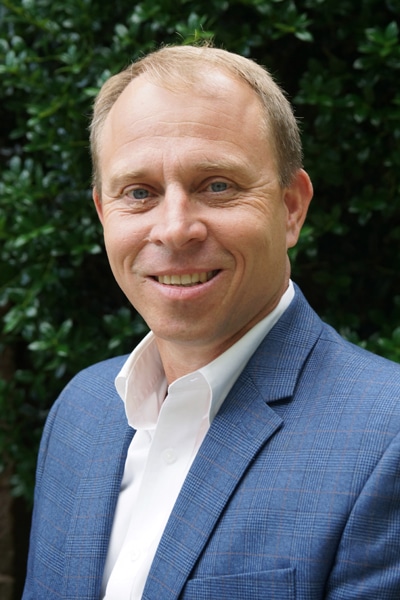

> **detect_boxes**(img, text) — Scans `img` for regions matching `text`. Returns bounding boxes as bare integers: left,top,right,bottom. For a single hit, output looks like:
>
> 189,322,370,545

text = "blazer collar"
143,286,324,599
244,283,324,404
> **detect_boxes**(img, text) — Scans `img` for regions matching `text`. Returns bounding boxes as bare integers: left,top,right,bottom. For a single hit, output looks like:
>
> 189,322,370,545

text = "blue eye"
210,181,228,192
130,188,149,200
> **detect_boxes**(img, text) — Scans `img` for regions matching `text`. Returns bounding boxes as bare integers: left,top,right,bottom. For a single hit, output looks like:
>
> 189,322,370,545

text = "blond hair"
89,44,303,189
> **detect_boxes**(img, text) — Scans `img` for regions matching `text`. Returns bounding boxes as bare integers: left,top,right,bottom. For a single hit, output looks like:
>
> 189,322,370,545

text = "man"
23,45,400,599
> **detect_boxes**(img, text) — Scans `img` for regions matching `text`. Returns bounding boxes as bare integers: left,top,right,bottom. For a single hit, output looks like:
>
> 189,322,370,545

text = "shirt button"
162,448,177,464
130,547,141,562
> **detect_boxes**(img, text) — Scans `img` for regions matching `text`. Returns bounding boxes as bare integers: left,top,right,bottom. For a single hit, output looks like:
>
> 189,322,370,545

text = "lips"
155,271,217,287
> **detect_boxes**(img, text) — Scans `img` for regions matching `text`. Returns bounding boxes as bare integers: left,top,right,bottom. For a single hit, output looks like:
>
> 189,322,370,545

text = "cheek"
240,223,288,284
103,234,134,280
103,216,140,258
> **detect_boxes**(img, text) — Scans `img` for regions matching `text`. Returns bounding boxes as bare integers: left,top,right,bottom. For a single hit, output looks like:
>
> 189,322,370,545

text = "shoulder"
35,354,132,482
317,321,400,384
292,284,400,384
298,320,400,437
248,285,400,408
60,354,129,401
68,354,129,384
44,355,129,433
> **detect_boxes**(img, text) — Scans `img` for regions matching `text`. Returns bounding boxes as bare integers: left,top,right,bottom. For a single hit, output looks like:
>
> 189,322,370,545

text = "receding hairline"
90,44,303,189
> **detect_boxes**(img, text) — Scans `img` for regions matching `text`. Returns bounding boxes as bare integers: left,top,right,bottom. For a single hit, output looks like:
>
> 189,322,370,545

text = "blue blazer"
23,288,400,599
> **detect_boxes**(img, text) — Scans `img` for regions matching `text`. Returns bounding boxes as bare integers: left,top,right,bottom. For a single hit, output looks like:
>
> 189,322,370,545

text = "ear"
283,169,313,249
92,187,104,226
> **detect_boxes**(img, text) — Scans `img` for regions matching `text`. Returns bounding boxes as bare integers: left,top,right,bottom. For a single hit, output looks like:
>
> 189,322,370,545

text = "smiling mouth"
154,271,218,287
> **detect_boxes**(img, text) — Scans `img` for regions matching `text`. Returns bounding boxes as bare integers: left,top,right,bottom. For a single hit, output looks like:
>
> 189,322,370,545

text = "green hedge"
1,0,399,503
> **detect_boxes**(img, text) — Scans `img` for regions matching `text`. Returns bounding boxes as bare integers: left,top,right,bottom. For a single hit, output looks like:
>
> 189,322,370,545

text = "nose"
148,187,207,249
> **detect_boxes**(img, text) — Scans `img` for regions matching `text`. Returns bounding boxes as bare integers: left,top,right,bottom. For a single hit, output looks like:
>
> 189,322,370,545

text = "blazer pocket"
181,567,296,599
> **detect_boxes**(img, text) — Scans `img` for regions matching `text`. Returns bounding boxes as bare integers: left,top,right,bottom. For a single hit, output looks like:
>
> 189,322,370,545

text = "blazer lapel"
143,287,324,599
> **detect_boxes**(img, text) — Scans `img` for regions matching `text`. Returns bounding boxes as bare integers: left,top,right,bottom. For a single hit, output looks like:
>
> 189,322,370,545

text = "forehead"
103,70,266,140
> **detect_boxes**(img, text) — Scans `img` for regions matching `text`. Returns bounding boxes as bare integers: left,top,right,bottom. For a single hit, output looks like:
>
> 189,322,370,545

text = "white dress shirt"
102,282,294,599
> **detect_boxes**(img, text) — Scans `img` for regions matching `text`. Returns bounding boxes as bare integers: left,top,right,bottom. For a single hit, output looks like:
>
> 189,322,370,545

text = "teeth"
157,271,215,286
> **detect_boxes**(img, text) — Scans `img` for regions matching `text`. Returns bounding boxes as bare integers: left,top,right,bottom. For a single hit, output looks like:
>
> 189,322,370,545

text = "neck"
155,339,223,384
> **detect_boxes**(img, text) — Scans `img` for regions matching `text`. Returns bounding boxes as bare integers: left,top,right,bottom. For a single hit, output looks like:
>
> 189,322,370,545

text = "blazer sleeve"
325,429,400,599
23,394,64,598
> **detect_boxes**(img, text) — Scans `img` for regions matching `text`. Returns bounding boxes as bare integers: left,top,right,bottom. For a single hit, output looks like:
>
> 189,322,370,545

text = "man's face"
94,71,312,361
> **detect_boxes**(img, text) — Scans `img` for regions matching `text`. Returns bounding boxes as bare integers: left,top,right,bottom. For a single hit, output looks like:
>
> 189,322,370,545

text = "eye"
128,188,150,200
208,181,229,193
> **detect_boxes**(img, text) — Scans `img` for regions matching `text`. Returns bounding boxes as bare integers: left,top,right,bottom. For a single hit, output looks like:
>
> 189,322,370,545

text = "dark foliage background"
1,0,399,509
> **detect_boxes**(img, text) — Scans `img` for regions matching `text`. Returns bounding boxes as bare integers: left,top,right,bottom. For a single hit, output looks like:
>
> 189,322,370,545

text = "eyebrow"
191,158,247,174
106,170,147,194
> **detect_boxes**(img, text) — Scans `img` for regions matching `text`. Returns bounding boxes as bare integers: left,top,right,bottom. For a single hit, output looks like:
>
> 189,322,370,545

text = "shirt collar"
115,281,294,430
